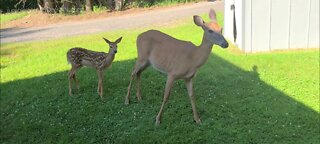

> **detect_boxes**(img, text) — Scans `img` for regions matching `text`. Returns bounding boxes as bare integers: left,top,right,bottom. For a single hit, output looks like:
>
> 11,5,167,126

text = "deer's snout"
114,50,118,53
221,42,229,48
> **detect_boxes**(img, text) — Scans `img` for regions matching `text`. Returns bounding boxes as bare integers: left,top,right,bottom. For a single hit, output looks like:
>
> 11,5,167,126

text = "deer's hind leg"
72,73,80,90
68,65,81,96
125,59,149,104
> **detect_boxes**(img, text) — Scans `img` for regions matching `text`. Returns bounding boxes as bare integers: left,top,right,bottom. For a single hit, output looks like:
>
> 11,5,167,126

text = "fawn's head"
103,37,123,54
193,9,228,48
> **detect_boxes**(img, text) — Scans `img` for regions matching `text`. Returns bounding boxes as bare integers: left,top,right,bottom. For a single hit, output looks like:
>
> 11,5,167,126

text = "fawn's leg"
185,78,201,124
97,70,104,98
72,74,80,90
100,71,104,98
156,75,175,125
68,66,78,96
68,73,73,96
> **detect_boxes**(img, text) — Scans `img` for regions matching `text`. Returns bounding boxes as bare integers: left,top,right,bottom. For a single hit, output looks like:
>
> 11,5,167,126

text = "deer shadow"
0,54,318,143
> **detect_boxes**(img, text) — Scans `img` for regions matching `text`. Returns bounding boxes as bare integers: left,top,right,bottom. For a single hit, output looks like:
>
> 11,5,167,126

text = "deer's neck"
195,34,213,68
106,52,115,62
99,53,115,70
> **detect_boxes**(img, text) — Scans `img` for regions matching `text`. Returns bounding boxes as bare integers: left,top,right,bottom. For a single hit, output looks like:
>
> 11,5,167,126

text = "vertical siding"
243,0,252,53
270,0,290,50
308,0,320,48
223,0,235,42
234,0,244,51
289,0,310,49
224,0,318,53
251,0,271,52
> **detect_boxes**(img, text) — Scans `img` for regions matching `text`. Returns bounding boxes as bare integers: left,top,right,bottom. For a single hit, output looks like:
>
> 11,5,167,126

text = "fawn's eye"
208,30,214,33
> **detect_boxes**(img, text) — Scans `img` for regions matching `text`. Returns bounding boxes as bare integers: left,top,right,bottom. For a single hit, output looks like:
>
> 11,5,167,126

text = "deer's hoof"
155,117,161,126
124,99,130,105
155,120,161,126
195,118,201,124
137,96,142,102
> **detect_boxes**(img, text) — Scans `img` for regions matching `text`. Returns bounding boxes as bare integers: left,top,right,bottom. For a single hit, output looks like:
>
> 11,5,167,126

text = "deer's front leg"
97,70,104,99
185,78,201,124
156,75,175,125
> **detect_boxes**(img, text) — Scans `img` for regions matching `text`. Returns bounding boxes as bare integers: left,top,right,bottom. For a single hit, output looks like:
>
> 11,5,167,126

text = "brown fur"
125,9,228,125
67,37,122,98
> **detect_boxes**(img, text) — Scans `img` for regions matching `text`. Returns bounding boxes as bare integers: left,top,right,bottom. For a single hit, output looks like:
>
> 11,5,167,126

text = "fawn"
67,37,122,98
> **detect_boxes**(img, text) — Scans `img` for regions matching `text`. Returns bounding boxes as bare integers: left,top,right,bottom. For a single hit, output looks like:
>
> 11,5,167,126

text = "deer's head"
193,9,228,48
103,37,123,54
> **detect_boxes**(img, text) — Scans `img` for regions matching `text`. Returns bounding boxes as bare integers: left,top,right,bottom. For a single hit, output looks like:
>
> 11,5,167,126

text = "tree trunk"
85,0,93,11
74,0,82,14
43,0,55,13
107,0,113,10
61,0,71,14
37,0,44,11
114,0,124,11
97,0,108,7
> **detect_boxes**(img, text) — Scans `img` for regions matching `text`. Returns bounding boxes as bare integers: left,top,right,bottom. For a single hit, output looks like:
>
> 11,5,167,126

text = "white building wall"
251,0,271,52
223,0,235,42
270,0,291,50
224,0,320,53
308,0,320,48
289,0,310,49
243,0,252,53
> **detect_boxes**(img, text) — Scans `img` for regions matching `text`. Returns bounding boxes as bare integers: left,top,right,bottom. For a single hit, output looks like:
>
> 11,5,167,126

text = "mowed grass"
0,11,29,25
1,13,319,143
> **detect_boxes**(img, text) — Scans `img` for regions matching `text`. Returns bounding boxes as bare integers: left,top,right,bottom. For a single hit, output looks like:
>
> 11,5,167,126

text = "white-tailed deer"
67,37,122,98
125,9,228,125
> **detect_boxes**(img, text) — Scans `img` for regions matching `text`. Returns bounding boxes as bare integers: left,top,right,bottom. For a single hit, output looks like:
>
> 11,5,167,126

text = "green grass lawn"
1,13,319,143
0,11,29,26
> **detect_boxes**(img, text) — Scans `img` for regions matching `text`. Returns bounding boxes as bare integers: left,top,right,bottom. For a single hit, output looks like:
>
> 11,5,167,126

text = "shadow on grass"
0,54,319,143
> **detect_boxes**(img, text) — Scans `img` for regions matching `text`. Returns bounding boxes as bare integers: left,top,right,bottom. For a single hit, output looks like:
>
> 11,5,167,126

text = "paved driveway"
0,1,223,44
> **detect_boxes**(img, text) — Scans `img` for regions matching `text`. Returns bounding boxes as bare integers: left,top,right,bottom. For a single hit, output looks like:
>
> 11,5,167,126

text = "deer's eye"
208,30,214,33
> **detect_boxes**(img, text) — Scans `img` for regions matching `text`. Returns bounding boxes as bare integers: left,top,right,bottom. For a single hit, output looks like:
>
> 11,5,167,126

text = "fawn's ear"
103,37,111,44
115,37,122,44
193,15,204,27
209,9,217,22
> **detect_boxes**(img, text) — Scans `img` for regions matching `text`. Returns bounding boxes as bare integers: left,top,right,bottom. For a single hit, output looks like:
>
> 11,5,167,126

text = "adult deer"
67,37,122,98
125,9,228,125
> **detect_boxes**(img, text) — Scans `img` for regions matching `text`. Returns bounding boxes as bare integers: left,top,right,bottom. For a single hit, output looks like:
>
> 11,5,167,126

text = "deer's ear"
103,37,111,44
193,15,204,27
209,9,217,22
115,37,122,44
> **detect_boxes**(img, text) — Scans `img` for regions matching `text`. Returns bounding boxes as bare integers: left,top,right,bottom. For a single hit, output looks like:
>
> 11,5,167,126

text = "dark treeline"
0,0,201,14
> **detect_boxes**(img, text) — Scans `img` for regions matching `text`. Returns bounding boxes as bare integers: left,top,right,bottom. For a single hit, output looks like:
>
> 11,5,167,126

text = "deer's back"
137,30,198,78
67,47,108,68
